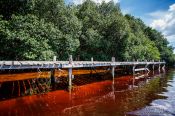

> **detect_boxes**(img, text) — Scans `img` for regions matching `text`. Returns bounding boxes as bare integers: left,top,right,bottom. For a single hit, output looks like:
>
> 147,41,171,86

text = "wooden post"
112,75,115,100
112,57,115,62
68,68,72,87
111,57,115,78
158,60,161,73
90,57,94,75
162,61,165,72
69,55,73,64
112,66,115,78
152,60,155,70
53,56,57,61
68,55,73,88
145,60,148,73
51,69,55,84
152,60,155,75
133,65,136,75
91,57,94,62
51,56,56,84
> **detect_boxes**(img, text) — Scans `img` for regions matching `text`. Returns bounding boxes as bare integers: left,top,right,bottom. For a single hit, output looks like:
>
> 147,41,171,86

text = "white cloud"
150,3,175,50
169,4,175,11
72,0,84,4
167,35,175,44
122,8,132,15
73,0,119,5
148,11,167,19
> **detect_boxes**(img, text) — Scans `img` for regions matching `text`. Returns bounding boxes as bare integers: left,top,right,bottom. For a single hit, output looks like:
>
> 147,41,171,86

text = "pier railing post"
90,57,94,75
111,57,115,79
91,57,93,62
112,57,115,62
53,56,57,62
152,60,155,70
152,60,155,74
69,55,73,64
68,55,73,88
91,57,94,67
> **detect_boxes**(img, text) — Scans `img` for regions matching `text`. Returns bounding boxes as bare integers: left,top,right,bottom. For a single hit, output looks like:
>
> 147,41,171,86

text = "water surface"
0,69,174,116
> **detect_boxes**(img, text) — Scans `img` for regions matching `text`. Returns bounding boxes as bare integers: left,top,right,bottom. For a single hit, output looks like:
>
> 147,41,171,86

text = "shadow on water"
0,69,174,116
0,68,128,100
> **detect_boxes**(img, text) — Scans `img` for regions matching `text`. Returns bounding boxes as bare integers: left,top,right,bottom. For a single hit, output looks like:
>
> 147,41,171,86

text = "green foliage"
0,15,55,60
32,0,82,59
0,0,34,19
0,0,174,65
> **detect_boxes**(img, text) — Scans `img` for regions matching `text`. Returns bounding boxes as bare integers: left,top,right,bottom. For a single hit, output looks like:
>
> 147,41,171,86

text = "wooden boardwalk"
0,61,165,70
0,56,166,87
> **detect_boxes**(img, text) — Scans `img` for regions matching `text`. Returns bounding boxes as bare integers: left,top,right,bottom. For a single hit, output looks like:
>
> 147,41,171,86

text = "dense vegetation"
0,0,174,65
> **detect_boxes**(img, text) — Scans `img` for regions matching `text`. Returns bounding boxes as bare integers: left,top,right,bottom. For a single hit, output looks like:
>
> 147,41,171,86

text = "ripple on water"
127,98,175,116
127,106,175,116
127,72,175,116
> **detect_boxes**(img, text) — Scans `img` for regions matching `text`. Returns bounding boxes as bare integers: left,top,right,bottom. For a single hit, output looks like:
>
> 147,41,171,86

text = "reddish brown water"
0,69,174,116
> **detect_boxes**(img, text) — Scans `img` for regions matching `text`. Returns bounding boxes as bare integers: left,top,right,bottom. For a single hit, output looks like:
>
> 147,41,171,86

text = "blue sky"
65,0,175,51
120,0,175,51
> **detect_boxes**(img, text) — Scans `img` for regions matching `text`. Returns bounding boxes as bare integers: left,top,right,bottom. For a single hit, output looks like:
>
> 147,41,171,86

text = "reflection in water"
0,69,109,100
127,71,175,116
0,69,174,116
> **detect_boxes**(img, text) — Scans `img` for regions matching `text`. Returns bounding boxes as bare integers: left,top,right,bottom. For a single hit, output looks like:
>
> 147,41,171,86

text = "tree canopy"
0,0,174,65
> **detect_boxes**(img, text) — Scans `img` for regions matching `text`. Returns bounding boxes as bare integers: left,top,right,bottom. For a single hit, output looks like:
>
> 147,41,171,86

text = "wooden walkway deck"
0,61,165,70
0,56,166,87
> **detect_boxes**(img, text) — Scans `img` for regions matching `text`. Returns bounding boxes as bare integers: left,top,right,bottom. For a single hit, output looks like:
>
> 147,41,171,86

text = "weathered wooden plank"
0,61,165,70
135,68,147,72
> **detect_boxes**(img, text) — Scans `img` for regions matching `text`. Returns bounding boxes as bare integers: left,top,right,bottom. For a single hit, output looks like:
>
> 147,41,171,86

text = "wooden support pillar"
152,60,155,70
162,65,165,73
145,60,147,73
51,69,55,84
133,65,136,75
68,68,72,87
68,55,73,88
90,57,94,76
162,61,165,72
68,84,72,102
112,75,115,100
152,60,155,75
51,56,57,84
112,66,115,78
111,57,115,78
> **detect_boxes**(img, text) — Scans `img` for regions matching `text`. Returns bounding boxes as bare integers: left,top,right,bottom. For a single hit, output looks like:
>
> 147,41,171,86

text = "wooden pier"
0,56,166,87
